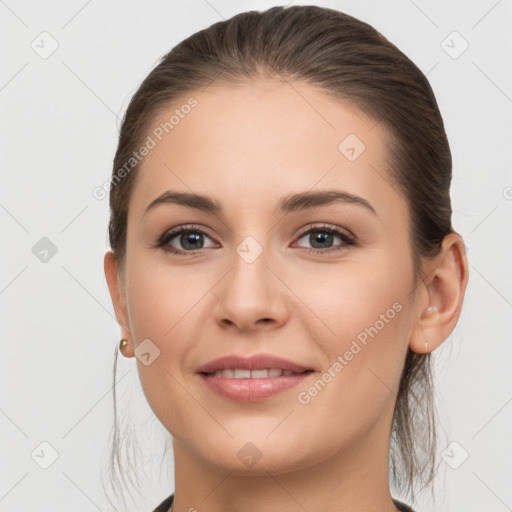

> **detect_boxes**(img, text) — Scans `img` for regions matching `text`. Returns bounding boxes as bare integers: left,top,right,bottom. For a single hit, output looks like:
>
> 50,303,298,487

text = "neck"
170,409,401,512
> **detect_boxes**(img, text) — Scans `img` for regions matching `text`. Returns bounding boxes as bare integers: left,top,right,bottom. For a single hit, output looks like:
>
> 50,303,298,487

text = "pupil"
182,232,202,250
311,231,332,248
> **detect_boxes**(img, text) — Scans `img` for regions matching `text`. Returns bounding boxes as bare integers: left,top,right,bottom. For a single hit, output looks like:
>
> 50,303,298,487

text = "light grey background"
1,1,511,511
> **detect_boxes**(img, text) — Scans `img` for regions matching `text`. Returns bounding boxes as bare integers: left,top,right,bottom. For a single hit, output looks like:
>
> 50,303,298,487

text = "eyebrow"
143,189,377,217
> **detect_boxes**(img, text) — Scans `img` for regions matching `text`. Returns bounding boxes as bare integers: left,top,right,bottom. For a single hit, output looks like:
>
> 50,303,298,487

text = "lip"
195,353,313,374
196,353,314,402
199,373,312,401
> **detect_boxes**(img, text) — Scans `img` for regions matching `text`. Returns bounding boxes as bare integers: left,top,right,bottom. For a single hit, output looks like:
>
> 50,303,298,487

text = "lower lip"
199,372,313,402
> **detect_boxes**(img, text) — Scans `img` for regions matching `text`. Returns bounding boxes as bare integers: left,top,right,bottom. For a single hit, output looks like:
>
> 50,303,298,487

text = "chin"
194,436,324,476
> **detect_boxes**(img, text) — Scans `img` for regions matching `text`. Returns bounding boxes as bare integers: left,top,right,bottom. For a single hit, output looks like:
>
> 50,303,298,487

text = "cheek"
125,249,206,342
296,250,414,405
123,253,219,398
292,278,411,449
295,250,413,344
124,256,205,427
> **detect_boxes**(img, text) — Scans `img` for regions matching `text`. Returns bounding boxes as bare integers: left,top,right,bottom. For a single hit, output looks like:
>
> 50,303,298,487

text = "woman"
104,5,469,512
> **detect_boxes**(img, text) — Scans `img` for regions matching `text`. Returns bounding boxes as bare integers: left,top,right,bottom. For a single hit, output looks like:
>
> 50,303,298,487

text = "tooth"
210,368,298,378
251,369,269,378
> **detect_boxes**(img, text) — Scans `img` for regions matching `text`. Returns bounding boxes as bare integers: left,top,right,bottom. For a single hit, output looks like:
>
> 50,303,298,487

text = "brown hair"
106,4,453,506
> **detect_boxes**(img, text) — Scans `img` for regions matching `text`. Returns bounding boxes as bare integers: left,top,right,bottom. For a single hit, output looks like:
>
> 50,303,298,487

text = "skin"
104,78,468,512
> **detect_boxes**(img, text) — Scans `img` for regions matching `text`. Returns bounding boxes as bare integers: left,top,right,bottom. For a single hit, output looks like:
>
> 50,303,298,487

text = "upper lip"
196,354,313,374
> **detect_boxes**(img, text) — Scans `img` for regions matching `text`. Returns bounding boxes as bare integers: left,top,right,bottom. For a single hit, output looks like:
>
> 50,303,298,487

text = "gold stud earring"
119,338,129,353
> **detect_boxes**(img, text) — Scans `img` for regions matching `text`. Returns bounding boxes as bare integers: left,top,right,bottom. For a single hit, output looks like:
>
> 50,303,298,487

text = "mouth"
200,368,314,378
196,353,316,401
198,370,314,401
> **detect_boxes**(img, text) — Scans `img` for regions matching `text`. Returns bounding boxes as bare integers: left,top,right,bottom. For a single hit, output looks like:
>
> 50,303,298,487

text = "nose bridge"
213,232,287,329
230,234,272,306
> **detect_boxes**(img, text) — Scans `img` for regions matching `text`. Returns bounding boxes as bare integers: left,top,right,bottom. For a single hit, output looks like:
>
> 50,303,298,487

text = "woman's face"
111,79,427,474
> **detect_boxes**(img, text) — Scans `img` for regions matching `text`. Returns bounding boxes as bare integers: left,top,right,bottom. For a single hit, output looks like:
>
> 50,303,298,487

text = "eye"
155,222,356,256
293,223,356,253
156,225,217,254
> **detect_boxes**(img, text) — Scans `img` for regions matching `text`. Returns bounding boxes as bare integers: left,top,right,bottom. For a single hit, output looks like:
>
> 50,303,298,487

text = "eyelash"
155,223,356,256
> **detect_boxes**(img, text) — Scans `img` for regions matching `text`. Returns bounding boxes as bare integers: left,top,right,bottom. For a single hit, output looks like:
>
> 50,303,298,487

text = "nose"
212,247,290,332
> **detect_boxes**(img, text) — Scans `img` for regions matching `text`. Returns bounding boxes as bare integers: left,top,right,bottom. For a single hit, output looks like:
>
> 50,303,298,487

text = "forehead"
129,78,406,223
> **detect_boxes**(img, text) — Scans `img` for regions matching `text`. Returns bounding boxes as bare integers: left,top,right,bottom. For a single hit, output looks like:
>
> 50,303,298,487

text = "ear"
104,250,135,358
410,232,469,354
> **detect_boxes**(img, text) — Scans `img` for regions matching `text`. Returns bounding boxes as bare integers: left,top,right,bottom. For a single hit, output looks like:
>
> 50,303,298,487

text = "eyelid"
156,224,218,252
295,222,354,240
292,223,356,252
156,222,356,255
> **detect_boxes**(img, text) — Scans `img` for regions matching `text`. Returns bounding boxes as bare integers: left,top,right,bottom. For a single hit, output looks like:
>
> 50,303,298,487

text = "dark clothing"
394,499,416,512
152,493,416,511
152,493,173,512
